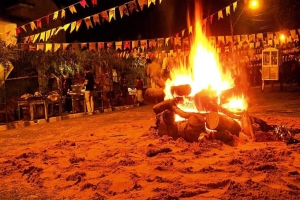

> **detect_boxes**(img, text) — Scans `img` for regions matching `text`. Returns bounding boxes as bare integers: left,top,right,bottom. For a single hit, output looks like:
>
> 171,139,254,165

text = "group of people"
102,73,144,108
46,66,95,116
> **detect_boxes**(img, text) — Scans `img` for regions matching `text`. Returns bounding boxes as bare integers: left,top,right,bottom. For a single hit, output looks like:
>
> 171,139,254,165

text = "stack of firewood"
146,84,255,146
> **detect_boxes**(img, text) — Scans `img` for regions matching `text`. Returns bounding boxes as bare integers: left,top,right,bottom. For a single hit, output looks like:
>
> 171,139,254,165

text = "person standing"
83,67,95,115
135,76,144,105
147,57,162,88
61,72,72,113
103,73,113,108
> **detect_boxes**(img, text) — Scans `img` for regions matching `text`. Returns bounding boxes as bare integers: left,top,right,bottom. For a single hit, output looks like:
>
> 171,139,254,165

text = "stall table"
17,96,48,121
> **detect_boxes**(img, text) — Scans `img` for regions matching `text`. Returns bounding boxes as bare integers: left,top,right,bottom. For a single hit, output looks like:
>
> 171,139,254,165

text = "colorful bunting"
148,0,156,7
46,44,52,52
218,10,223,19
45,15,50,24
92,14,101,25
233,1,237,12
61,10,66,18
101,11,109,23
37,19,42,28
109,8,116,22
91,0,97,6
137,0,147,11
84,17,93,29
80,0,88,8
128,1,139,13
21,25,27,32
70,22,76,33
69,5,77,14
39,32,45,41
30,22,37,31
119,4,129,18
76,19,82,32
53,11,59,20
54,43,61,52
63,23,71,31
226,6,230,16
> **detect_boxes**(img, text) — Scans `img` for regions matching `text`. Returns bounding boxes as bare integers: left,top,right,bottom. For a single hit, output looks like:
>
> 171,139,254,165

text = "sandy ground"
1,84,300,200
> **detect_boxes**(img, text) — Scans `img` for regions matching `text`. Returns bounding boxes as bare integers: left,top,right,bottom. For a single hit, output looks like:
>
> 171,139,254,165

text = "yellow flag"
45,30,51,41
61,10,66,18
69,5,77,14
53,11,58,20
54,43,61,52
30,22,37,30
63,23,70,31
70,21,76,33
45,44,52,52
39,32,45,41
33,33,40,43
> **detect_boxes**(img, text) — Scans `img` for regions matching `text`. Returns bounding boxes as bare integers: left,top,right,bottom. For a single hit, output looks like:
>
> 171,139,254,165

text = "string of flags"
6,0,162,43
15,27,300,57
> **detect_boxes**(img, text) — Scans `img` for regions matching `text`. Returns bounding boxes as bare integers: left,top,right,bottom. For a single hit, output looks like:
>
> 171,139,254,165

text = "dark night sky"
1,0,268,42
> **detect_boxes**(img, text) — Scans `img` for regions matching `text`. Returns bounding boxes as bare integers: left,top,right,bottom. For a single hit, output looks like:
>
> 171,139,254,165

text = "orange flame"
164,1,247,120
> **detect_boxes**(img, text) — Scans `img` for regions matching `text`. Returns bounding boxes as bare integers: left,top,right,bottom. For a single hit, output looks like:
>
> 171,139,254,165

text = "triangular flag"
123,41,131,49
54,43,61,52
21,25,27,32
149,39,156,48
128,1,139,13
218,10,223,19
63,23,71,31
55,26,63,35
70,21,76,33
28,35,34,43
53,11,59,20
115,41,122,50
69,5,77,14
140,40,147,50
209,14,214,23
233,1,237,12
107,42,113,49
109,8,116,22
148,0,156,7
29,44,36,51
159,0,162,3
132,40,138,49
33,33,40,43
91,0,97,6
62,43,69,51
76,19,82,31
45,30,51,41
80,43,87,49
119,4,129,18
157,38,164,47
80,0,88,8
36,18,42,28
61,9,66,18
89,43,96,51
45,15,50,24
100,11,109,23
30,22,37,31
98,42,104,50
137,0,147,11
84,17,93,29
165,38,169,46
39,31,45,41
45,44,52,52
92,14,101,25
226,6,230,15
37,44,44,51
50,28,57,37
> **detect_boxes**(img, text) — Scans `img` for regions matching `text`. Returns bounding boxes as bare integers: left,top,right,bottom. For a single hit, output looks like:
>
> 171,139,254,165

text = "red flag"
37,18,42,28
46,15,50,24
91,0,97,6
80,0,88,8
209,14,214,23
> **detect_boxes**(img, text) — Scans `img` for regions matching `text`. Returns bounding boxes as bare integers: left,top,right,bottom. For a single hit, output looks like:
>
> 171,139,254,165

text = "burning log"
206,112,241,136
240,111,255,140
170,84,192,96
194,89,218,112
153,98,182,114
144,88,165,105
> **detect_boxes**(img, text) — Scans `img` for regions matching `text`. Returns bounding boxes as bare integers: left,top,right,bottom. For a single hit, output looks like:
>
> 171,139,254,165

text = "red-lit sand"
0,85,300,200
